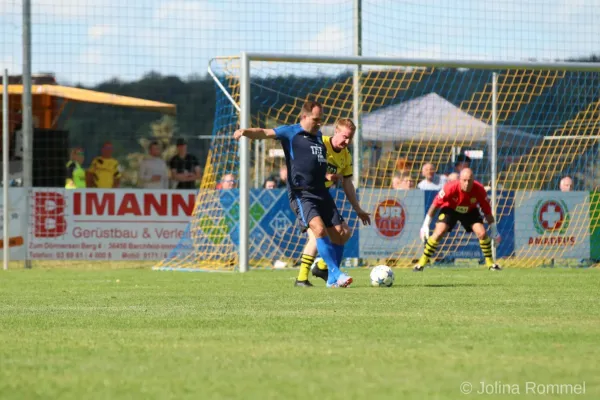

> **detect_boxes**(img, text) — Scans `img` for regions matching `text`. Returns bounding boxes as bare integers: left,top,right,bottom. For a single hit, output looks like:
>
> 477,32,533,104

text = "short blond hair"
335,118,356,133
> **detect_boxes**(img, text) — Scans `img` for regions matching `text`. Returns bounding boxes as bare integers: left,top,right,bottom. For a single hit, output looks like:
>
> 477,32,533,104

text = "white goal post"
220,52,600,273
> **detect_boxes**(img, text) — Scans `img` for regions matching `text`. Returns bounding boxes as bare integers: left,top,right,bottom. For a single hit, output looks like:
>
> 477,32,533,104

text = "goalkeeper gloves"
489,223,502,244
420,215,431,243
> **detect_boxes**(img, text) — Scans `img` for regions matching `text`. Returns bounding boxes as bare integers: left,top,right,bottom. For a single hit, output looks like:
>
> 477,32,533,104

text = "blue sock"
333,244,345,267
316,237,342,283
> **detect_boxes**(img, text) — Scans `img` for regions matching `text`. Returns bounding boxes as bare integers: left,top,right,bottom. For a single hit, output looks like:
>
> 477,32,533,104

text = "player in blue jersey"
233,100,353,288
299,119,371,286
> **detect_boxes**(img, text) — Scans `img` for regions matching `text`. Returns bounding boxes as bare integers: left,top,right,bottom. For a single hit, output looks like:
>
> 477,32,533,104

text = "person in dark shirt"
169,138,201,189
454,154,472,173
263,178,277,189
234,100,353,288
275,165,288,188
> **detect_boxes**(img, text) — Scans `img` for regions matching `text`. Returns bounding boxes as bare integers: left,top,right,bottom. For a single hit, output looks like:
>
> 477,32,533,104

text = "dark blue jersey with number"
274,123,328,191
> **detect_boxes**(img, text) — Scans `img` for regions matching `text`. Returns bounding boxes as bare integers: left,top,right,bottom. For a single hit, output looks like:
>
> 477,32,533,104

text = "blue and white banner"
216,188,360,262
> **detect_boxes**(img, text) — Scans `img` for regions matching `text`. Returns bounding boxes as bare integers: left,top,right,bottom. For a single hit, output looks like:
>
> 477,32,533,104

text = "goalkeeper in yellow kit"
294,118,371,287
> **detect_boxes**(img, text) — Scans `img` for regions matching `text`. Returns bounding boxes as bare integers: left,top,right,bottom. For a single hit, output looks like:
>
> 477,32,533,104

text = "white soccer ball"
370,265,395,287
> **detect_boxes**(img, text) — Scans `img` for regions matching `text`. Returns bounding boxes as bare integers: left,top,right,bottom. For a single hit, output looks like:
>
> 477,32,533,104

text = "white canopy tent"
322,92,540,149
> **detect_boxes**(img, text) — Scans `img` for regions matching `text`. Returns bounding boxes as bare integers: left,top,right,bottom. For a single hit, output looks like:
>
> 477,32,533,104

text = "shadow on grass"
402,283,504,288
424,283,483,288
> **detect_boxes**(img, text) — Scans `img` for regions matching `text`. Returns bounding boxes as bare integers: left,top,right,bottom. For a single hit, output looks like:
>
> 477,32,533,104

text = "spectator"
560,176,573,192
417,162,446,190
276,165,288,188
139,141,169,189
391,173,414,190
454,154,471,173
169,138,201,189
395,157,412,174
263,178,277,189
65,147,86,189
220,173,237,189
87,141,121,188
446,172,459,182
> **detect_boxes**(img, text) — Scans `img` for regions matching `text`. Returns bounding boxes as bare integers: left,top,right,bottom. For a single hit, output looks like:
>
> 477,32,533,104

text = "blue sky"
0,0,598,86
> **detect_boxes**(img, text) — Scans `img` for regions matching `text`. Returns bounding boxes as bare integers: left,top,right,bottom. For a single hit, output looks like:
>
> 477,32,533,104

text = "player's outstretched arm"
421,185,449,242
420,203,439,242
233,128,277,140
484,213,501,243
478,187,501,243
342,176,371,225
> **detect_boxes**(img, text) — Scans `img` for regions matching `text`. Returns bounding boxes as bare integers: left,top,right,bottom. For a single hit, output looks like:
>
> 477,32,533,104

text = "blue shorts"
289,189,344,232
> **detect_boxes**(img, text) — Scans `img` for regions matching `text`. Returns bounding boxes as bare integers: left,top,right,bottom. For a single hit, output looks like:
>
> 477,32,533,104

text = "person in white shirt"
417,162,447,191
139,141,169,189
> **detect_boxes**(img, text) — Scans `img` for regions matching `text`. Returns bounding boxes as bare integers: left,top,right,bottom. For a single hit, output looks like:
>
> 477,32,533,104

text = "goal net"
156,55,600,271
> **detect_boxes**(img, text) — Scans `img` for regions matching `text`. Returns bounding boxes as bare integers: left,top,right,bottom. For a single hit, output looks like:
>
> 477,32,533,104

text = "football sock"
479,237,494,267
297,254,315,281
316,258,328,271
418,237,439,267
333,244,345,267
316,236,342,282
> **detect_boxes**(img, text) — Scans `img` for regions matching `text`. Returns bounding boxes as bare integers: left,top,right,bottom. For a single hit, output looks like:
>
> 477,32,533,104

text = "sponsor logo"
309,145,326,164
374,199,406,238
73,192,195,217
529,199,575,247
34,192,67,238
533,199,569,234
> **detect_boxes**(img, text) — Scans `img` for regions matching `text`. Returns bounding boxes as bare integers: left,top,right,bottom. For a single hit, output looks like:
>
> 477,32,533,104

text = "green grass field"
1,266,599,399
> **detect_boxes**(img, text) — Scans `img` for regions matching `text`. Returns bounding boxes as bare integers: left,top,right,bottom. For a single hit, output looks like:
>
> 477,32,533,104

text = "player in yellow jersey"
295,118,371,286
87,141,121,188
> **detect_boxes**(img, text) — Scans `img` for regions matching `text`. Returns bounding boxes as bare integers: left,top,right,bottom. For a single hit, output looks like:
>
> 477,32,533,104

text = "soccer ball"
370,265,395,287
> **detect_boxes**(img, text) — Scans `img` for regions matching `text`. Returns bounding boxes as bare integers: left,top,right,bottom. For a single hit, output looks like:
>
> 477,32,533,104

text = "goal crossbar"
244,52,600,72
544,136,600,141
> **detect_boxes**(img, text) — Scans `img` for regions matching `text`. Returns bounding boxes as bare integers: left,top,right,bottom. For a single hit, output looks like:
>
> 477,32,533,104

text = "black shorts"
437,207,483,233
289,189,344,232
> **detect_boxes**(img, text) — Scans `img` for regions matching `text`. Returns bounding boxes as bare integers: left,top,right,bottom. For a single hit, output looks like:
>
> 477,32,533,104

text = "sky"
0,0,599,86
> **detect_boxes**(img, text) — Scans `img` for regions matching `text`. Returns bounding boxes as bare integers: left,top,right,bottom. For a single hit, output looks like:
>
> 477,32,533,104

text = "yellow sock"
479,237,494,267
316,258,328,270
418,237,439,266
298,254,315,281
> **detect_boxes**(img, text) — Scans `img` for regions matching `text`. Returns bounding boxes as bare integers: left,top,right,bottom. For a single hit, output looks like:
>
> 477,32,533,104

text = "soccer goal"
156,53,600,272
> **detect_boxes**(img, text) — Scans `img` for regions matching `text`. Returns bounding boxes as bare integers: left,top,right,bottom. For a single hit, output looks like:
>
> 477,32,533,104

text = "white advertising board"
0,188,28,260
24,189,195,261
514,191,590,259
359,189,424,258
